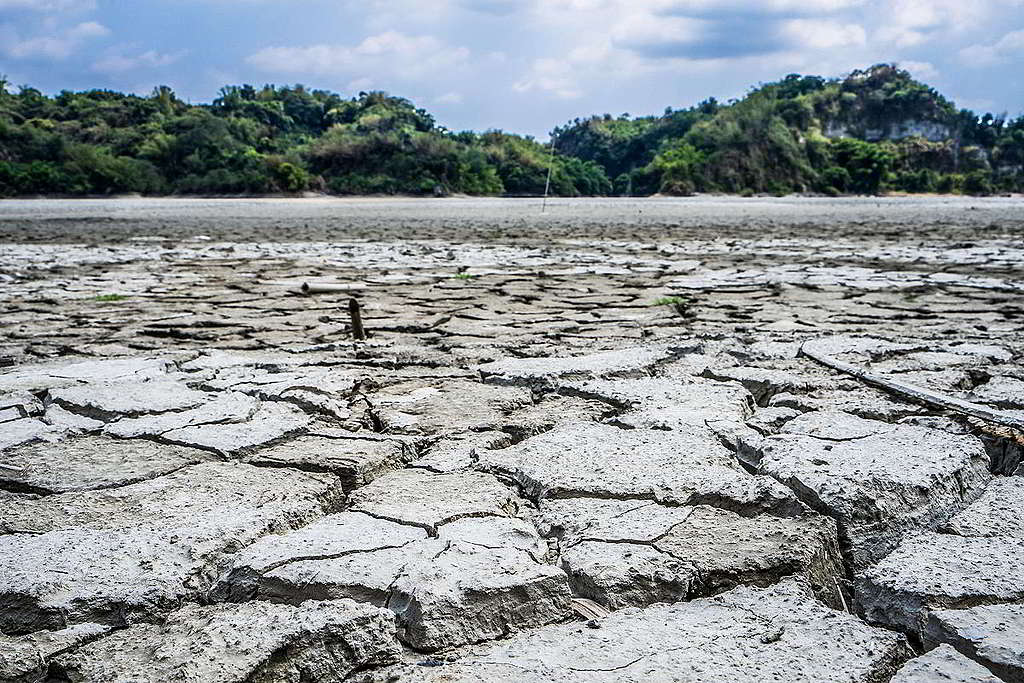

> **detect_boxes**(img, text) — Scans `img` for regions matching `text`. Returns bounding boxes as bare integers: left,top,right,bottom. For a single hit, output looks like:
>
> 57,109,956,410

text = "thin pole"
542,135,556,213
348,298,366,341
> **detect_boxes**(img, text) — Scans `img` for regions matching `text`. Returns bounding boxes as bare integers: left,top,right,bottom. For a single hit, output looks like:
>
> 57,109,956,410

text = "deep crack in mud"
1,196,1023,682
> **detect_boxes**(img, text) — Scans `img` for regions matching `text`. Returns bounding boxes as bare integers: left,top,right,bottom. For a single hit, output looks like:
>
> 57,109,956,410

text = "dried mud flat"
1,196,1023,682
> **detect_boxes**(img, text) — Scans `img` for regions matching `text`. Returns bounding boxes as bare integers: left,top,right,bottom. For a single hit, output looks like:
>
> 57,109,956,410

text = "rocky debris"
358,581,911,682
760,412,991,567
158,400,311,454
925,603,1024,682
3,200,1024,680
216,512,428,604
0,437,215,494
348,468,521,534
52,599,401,683
0,394,42,420
365,380,532,436
202,366,360,419
768,387,921,422
40,404,104,433
560,377,754,431
945,477,1024,538
0,418,63,452
478,345,683,387
971,375,1024,409
890,644,1001,683
0,357,172,395
745,407,803,435
0,623,112,683
479,421,802,517
702,366,817,406
538,497,844,609
218,512,572,652
0,462,342,633
388,523,572,651
410,431,512,473
801,335,926,362
499,394,611,441
102,391,258,439
855,531,1024,640
48,378,209,420
243,434,416,491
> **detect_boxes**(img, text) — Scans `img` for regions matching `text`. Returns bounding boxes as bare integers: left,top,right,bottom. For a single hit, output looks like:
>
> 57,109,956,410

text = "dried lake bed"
1,196,1023,682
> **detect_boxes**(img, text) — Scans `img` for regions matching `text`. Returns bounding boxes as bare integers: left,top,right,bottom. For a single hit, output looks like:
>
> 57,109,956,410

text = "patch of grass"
453,272,476,281
93,294,128,302
651,295,689,307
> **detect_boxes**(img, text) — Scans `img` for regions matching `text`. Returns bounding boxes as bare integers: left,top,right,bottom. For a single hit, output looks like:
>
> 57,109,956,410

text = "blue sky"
2,0,1023,137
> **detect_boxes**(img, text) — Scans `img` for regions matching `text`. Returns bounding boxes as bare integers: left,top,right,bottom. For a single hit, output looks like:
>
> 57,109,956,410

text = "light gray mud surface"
1,196,1022,681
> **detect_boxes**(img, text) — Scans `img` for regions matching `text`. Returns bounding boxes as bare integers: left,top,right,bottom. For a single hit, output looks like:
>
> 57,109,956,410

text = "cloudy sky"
2,0,1022,137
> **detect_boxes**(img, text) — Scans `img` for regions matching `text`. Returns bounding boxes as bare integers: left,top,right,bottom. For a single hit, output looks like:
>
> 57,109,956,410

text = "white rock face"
53,599,401,683
824,118,953,142
478,345,682,387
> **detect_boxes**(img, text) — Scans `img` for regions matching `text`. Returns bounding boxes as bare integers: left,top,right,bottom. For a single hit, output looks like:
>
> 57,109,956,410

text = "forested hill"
555,64,1024,196
1,64,1021,198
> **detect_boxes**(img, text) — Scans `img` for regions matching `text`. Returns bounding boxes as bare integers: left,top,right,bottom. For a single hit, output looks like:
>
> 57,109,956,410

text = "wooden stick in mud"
349,298,366,341
301,282,367,294
800,342,1024,432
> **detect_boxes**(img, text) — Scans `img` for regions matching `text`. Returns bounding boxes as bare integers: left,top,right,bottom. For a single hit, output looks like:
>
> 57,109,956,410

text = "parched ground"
1,196,1023,682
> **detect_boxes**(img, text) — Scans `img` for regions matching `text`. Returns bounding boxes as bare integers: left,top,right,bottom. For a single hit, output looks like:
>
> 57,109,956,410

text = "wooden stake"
348,298,366,341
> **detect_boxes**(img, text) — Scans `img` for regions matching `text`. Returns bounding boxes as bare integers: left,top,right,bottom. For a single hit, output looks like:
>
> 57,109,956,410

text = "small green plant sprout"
453,272,476,281
651,294,697,320
93,293,128,302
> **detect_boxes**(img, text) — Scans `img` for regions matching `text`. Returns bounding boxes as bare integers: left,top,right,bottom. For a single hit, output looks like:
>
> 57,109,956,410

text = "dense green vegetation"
0,81,609,197
554,64,1024,196
1,64,1021,197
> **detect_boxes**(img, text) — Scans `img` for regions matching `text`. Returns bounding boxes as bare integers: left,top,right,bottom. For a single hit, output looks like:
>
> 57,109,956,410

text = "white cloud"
246,31,470,79
514,58,583,99
782,19,866,49
898,60,938,80
93,49,186,74
5,20,109,59
876,0,1009,47
959,29,1024,66
435,91,464,104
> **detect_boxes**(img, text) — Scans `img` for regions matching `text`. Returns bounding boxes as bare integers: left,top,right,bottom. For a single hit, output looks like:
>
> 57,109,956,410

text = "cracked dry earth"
1,196,1023,683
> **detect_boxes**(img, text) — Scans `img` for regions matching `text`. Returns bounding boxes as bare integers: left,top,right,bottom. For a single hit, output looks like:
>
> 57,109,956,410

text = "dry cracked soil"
1,195,1023,682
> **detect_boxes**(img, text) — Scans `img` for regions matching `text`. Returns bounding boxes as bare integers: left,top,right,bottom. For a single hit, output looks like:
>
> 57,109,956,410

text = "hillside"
1,64,1021,198
0,84,609,198
555,64,1024,196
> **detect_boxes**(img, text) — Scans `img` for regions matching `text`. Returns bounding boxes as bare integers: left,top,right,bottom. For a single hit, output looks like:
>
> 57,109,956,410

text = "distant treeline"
1,64,1021,198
